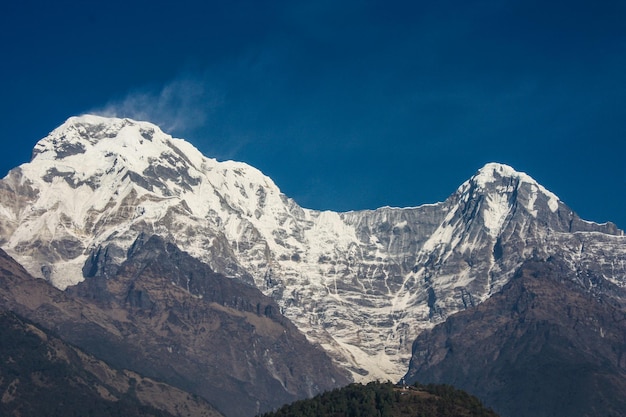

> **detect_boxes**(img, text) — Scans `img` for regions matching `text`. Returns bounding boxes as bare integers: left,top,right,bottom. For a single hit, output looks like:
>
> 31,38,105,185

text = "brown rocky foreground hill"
0,237,349,417
0,309,222,417
405,258,626,417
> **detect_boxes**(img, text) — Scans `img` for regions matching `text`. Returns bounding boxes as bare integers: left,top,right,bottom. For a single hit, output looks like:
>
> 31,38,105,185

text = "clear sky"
1,0,625,229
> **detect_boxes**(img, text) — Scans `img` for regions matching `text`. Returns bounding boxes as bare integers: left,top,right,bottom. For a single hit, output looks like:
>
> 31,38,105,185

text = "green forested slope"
258,381,499,417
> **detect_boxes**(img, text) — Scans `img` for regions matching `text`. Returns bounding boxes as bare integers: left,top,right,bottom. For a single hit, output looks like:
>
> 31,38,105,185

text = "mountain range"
0,115,624,416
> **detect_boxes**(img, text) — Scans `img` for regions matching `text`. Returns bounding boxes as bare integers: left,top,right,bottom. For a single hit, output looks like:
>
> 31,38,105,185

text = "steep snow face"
1,115,625,383
472,163,560,220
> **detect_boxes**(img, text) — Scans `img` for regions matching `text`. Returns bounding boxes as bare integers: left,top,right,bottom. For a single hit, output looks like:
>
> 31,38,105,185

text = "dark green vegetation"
258,381,499,417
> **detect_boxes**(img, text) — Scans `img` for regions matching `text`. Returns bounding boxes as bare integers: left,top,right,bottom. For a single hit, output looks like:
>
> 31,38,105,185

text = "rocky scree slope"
0,115,624,382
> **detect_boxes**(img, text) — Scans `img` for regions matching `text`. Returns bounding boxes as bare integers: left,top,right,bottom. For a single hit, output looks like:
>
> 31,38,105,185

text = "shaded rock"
404,258,626,417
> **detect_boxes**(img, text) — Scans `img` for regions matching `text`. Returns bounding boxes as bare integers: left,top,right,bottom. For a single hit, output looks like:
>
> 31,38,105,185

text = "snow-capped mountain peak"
471,162,559,210
35,115,168,161
29,115,215,194
473,162,534,187
2,115,290,288
442,162,562,239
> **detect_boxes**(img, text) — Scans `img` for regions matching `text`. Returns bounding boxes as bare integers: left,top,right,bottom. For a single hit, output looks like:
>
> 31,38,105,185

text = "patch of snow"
483,192,511,237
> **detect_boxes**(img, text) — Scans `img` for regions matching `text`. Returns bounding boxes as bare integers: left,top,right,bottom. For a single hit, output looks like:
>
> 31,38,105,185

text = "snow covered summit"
1,115,290,287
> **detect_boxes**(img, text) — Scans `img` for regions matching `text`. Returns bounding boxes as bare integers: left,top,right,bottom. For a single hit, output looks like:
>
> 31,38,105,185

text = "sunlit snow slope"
1,115,624,381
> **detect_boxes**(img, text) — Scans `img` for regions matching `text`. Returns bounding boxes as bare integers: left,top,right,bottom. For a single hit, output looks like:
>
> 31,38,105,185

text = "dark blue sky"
1,0,625,229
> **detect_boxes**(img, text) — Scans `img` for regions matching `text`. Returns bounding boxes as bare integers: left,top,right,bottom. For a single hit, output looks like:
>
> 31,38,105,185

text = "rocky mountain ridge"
0,238,348,417
0,115,624,383
404,257,626,417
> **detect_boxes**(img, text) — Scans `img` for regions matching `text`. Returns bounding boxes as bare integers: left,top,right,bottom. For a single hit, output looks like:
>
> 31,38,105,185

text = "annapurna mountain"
0,115,624,387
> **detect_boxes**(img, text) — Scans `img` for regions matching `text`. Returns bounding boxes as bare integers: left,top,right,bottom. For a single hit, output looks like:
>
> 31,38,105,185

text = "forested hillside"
258,381,499,417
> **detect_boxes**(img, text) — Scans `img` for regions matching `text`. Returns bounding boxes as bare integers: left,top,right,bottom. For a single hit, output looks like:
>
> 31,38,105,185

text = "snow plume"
92,75,222,136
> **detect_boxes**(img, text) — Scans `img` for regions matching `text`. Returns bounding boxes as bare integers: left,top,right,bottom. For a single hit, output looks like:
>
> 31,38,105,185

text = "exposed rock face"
0,243,349,417
0,309,222,417
0,115,624,384
404,258,626,417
